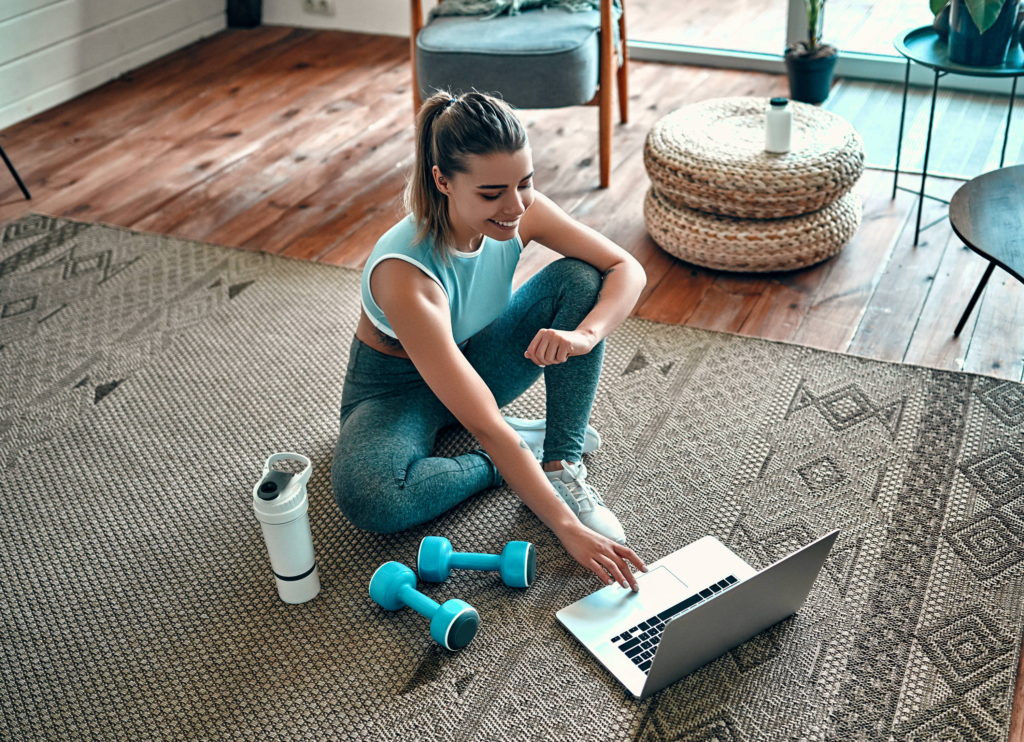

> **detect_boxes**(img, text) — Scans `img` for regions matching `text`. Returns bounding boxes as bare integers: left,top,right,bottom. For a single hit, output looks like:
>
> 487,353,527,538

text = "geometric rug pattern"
1,215,1022,741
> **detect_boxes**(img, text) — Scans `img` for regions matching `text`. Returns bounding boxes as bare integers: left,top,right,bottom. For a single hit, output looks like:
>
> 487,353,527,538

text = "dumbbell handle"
396,582,440,619
450,552,501,572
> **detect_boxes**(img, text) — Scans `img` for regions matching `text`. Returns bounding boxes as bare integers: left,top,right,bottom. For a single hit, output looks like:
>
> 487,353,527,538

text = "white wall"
262,0,435,37
0,0,226,130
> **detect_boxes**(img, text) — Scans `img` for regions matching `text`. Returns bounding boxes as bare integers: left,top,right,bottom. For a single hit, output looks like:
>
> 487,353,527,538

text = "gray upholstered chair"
409,0,628,188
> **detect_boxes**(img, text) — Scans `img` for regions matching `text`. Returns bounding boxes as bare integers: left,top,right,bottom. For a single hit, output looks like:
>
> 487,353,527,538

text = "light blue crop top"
361,215,523,345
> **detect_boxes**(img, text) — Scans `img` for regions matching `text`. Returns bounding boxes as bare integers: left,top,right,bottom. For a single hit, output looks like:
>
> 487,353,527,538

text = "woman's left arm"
518,191,647,365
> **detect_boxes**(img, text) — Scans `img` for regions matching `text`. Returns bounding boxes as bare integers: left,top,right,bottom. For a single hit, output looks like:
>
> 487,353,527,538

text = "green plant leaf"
964,0,1007,33
929,0,947,15
804,0,824,49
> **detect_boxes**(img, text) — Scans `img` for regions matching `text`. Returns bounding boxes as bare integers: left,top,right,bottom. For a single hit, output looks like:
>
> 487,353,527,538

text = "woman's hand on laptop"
558,524,648,591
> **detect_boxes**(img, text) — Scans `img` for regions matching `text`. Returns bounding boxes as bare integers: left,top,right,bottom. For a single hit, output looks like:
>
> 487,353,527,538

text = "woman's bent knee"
551,257,602,296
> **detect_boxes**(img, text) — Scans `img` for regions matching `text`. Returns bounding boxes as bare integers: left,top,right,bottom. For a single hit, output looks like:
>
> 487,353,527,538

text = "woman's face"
433,148,535,249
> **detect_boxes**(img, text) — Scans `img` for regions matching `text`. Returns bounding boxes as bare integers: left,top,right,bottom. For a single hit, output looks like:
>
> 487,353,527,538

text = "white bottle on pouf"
765,97,792,154
252,452,321,604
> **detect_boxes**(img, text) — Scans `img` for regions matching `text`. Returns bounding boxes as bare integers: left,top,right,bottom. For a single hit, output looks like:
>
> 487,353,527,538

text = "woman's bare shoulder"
370,258,448,329
371,257,442,298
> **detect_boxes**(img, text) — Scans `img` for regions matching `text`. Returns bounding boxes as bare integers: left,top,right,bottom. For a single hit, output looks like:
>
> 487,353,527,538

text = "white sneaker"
545,461,626,544
503,416,602,462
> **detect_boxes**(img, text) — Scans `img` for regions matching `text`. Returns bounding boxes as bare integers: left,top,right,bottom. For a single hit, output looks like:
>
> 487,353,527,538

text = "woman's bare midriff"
356,309,411,359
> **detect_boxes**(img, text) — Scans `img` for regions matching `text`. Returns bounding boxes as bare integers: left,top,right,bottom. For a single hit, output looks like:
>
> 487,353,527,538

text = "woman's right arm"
371,259,646,590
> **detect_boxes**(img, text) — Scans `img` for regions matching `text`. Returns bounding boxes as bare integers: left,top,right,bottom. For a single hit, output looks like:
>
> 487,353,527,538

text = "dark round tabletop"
895,26,1024,77
949,165,1024,283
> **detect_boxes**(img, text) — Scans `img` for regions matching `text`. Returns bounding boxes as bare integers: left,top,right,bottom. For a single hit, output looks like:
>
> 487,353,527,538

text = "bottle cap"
253,453,312,524
257,471,294,501
770,97,789,107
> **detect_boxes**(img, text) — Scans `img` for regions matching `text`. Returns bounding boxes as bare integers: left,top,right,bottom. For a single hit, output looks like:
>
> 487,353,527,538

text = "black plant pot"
949,0,1019,66
785,50,838,105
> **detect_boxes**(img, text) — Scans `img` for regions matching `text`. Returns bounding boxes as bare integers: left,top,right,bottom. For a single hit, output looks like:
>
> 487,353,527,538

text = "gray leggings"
332,258,606,533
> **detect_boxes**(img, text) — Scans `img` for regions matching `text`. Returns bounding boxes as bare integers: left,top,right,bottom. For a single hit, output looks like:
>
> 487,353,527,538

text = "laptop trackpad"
557,566,688,644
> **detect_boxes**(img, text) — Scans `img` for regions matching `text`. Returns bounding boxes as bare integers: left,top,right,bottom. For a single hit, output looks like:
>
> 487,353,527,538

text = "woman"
332,91,648,591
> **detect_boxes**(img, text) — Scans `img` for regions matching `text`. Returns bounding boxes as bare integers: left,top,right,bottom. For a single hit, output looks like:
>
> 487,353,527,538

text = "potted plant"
785,0,838,104
931,0,1020,65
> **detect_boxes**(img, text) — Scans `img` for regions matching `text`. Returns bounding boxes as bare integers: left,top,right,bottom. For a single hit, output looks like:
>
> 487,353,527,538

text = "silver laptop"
556,529,840,699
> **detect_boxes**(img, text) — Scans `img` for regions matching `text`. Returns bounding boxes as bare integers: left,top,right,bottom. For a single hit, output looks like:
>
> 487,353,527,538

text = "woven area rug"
2,215,1023,742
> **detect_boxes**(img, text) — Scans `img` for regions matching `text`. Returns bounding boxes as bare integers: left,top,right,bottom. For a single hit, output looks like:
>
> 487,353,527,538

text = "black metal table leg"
893,58,911,200
914,69,943,246
0,145,31,200
999,76,1018,168
954,260,995,336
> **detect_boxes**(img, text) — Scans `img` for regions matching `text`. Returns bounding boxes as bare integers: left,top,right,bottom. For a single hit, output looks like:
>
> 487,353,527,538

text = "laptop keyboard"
611,575,738,674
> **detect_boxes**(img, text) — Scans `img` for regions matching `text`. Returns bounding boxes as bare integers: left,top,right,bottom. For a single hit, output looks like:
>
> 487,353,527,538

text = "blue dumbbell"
417,536,536,588
368,562,479,650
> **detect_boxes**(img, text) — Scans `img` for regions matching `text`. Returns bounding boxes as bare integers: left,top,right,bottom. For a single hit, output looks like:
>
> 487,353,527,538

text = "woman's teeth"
490,219,517,228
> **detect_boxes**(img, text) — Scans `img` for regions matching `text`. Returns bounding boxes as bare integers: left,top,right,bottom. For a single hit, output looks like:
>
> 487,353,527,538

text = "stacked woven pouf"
643,97,865,272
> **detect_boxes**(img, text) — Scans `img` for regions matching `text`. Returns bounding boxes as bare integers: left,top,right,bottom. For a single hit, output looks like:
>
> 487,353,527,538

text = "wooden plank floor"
1,27,1020,383
825,79,1024,177
0,28,1022,737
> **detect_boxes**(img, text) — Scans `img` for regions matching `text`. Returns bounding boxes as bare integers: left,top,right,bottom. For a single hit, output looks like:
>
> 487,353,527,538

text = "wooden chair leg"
617,1,629,124
410,0,423,115
599,88,612,189
599,0,614,188
616,59,629,125
411,59,421,116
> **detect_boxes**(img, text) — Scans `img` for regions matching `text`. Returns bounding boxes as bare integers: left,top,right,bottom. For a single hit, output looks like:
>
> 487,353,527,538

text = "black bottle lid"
770,97,789,107
257,470,295,501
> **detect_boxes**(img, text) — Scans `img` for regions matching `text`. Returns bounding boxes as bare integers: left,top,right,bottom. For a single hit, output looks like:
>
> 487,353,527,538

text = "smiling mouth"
489,219,519,228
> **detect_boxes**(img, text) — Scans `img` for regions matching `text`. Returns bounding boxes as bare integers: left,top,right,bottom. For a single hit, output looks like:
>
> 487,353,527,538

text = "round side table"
892,26,1024,246
948,165,1024,336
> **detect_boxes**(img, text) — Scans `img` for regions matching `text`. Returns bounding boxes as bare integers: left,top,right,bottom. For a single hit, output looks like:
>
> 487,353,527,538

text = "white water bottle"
252,452,321,604
765,97,792,154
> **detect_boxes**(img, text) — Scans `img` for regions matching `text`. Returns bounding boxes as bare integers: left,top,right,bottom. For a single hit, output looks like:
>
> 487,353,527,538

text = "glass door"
625,0,1009,95
824,0,921,57
628,0,787,55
